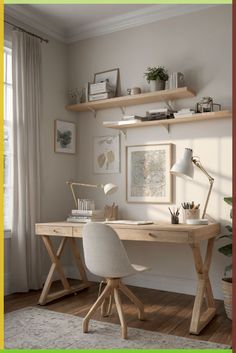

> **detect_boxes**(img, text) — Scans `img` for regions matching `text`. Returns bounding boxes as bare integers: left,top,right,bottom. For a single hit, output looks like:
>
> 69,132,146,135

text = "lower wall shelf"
102,110,232,131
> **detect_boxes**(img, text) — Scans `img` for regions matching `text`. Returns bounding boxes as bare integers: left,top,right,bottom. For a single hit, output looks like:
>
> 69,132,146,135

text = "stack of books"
174,108,195,118
67,209,105,223
143,108,174,121
89,81,115,101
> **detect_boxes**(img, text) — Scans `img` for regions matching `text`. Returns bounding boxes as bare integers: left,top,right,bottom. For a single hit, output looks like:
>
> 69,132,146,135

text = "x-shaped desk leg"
189,238,216,334
39,235,89,305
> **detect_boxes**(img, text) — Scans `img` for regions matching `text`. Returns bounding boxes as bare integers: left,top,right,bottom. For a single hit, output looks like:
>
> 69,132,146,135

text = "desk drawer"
36,225,73,237
115,228,189,243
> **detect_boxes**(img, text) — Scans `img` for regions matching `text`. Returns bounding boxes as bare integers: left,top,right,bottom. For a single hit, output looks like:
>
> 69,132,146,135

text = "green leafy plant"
218,197,232,276
144,66,169,83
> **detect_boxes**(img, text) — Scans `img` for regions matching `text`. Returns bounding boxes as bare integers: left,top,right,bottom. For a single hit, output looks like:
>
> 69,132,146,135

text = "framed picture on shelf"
54,120,76,154
94,135,120,174
94,68,119,96
126,144,172,203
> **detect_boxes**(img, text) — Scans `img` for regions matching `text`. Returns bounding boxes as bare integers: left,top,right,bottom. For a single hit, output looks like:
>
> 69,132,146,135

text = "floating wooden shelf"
102,110,232,131
66,87,196,113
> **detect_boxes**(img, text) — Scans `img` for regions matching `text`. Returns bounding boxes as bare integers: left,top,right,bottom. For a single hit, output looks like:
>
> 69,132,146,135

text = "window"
4,46,13,237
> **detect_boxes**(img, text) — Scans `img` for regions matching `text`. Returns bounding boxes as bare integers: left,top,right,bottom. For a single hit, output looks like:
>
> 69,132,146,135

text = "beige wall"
67,5,232,299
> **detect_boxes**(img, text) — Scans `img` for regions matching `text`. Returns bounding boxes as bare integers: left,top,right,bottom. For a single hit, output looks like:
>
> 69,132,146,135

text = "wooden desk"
35,221,220,335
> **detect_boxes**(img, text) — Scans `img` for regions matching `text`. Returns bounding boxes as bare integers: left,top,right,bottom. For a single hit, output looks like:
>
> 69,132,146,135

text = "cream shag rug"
4,307,230,349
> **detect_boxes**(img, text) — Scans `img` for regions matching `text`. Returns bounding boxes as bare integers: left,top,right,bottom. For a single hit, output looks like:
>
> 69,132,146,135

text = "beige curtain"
11,31,43,292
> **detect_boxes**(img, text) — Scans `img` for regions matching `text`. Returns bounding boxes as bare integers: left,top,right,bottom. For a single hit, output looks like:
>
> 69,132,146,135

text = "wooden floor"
5,280,232,346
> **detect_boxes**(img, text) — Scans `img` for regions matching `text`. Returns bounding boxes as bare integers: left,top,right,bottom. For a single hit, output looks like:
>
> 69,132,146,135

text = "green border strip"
3,0,233,4
1,348,231,352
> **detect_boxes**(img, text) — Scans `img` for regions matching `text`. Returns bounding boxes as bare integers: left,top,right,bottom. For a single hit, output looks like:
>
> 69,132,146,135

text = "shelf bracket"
120,106,126,116
120,129,127,137
165,100,174,111
161,124,169,133
87,106,97,118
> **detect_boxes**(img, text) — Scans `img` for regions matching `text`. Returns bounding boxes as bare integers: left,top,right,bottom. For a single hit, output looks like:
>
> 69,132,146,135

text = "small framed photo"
94,68,119,96
126,144,172,203
54,120,76,154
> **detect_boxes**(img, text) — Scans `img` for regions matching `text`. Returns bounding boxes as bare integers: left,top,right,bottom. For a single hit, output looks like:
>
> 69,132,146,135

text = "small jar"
171,214,179,224
183,209,200,223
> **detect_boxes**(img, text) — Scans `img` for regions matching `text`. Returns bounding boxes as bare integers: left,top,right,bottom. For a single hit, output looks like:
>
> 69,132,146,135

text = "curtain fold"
11,31,43,292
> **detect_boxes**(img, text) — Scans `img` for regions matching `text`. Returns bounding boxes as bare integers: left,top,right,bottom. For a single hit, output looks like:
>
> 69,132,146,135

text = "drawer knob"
53,229,58,233
149,232,157,237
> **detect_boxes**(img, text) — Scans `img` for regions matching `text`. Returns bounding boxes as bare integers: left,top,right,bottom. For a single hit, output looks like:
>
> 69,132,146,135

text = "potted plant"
144,66,169,91
218,197,232,319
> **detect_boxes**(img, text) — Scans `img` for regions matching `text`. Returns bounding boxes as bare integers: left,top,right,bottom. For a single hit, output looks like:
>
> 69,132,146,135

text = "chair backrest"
82,223,134,278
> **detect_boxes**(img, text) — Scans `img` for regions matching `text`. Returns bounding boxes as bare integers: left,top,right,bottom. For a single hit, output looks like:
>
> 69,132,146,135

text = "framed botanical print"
126,144,172,203
94,135,120,174
54,120,76,154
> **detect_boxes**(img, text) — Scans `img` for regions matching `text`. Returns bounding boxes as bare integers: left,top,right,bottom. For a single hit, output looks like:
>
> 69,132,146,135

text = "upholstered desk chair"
82,222,149,339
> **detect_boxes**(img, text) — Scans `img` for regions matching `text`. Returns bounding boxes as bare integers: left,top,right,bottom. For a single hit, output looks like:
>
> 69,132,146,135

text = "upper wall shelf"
65,87,196,113
102,110,232,132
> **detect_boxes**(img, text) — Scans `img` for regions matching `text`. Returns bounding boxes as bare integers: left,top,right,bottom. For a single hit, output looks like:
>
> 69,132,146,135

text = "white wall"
67,5,232,299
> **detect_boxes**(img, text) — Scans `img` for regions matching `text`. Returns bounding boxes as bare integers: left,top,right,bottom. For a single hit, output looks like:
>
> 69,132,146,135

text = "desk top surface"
36,221,220,243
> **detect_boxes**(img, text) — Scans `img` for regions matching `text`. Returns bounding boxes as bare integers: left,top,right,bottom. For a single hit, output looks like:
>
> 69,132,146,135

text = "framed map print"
94,135,120,174
126,144,172,203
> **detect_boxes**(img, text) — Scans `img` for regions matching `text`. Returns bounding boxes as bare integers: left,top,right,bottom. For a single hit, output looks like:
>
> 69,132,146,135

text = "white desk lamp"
170,148,214,219
66,181,118,208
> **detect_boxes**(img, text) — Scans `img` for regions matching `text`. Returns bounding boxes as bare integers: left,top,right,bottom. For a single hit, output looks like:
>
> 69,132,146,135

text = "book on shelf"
122,115,143,121
103,119,140,125
144,108,174,121
89,92,115,101
174,109,195,118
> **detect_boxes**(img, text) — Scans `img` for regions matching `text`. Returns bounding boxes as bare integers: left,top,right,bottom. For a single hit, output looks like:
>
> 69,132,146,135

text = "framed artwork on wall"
54,120,76,154
94,135,120,174
94,68,119,96
126,144,172,203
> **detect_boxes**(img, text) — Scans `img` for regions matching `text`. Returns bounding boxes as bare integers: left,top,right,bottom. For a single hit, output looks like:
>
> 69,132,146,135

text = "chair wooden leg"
83,283,111,333
119,282,145,320
114,287,127,339
101,288,114,317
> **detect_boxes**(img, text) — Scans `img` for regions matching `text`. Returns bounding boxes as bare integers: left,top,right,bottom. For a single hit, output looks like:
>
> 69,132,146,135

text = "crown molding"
4,4,218,44
67,4,216,43
4,5,66,43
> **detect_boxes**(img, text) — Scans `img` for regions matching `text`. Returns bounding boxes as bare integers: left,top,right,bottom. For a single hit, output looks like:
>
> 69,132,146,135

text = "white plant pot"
222,277,232,320
149,79,165,92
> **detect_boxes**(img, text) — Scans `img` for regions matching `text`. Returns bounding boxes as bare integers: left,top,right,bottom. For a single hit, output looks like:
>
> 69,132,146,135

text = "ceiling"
4,4,216,43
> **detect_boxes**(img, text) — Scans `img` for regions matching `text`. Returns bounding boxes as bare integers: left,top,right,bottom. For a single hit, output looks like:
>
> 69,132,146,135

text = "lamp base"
186,219,208,225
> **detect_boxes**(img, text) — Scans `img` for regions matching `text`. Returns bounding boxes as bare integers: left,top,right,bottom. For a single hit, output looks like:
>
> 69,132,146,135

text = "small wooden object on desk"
104,203,118,221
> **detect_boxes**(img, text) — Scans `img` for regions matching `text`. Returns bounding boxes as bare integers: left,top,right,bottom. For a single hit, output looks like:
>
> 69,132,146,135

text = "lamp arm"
66,181,102,209
192,157,214,219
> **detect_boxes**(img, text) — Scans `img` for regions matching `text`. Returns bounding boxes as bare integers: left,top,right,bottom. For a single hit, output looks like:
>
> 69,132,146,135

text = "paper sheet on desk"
105,220,154,225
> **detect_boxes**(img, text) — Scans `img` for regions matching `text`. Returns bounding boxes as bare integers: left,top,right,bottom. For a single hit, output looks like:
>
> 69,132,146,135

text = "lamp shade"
170,148,194,179
103,183,118,195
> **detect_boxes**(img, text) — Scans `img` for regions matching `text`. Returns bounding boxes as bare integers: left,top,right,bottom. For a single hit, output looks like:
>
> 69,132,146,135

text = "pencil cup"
171,214,179,224
183,209,200,224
